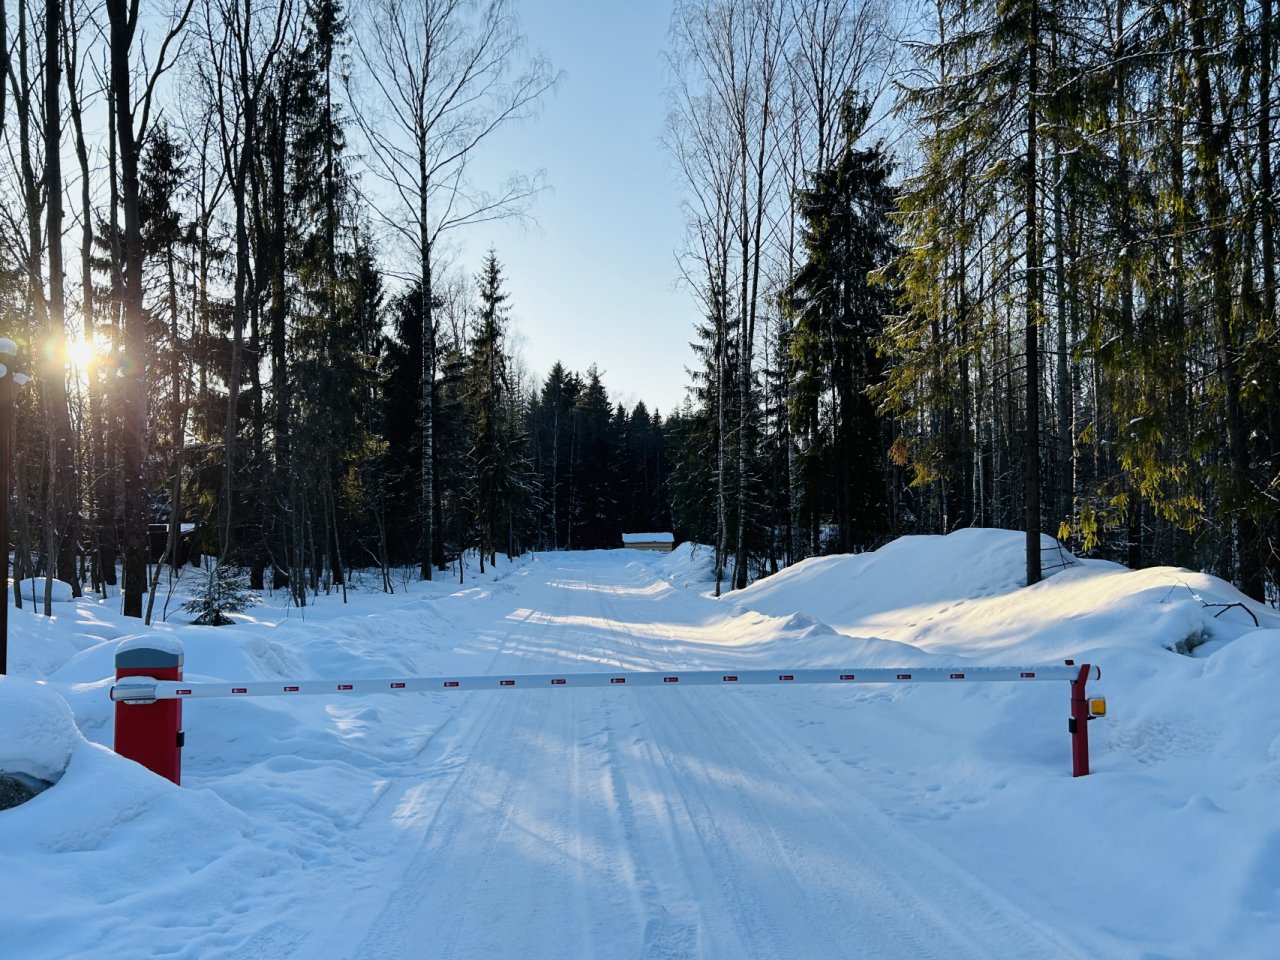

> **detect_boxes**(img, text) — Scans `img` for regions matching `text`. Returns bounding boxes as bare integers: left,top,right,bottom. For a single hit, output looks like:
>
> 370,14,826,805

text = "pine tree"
572,367,618,549
138,122,196,618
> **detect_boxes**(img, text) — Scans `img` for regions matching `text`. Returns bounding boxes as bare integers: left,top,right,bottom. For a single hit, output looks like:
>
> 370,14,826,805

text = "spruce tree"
785,93,895,552
466,251,515,567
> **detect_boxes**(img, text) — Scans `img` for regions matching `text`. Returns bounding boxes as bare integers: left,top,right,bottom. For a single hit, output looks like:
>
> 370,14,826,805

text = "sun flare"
65,338,97,371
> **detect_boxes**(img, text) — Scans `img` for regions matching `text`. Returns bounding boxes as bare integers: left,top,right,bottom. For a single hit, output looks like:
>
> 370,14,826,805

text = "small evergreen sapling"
183,564,260,626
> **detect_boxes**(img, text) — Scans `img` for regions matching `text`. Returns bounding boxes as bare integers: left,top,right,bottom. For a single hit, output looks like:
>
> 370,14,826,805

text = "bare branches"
349,0,560,250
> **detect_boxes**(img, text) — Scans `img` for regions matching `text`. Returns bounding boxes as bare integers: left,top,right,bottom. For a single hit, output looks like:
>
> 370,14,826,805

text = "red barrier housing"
114,639,184,784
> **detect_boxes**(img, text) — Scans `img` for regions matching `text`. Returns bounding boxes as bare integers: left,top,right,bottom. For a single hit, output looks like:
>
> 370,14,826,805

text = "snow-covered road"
301,554,1089,959
12,537,1279,959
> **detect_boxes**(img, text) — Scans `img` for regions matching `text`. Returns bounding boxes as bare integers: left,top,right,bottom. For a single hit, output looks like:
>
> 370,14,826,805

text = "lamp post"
0,338,29,675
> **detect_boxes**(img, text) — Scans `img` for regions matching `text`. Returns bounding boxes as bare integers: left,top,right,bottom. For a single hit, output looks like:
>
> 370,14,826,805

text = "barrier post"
1069,663,1092,777
114,637,184,784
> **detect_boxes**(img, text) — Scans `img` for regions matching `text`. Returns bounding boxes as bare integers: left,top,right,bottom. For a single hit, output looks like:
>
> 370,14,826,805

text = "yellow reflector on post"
1089,697,1107,718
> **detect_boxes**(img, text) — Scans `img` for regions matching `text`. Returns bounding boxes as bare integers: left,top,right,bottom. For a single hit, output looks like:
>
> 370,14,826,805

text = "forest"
0,0,1276,621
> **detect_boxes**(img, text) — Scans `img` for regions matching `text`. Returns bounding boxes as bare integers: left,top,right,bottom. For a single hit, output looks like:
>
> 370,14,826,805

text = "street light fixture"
0,338,30,676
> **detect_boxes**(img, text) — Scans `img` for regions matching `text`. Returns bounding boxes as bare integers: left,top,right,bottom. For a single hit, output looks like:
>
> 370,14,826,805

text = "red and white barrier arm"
110,663,1097,704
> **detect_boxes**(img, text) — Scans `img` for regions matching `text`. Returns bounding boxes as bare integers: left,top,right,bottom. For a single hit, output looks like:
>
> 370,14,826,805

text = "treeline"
3,0,1278,617
381,254,675,572
892,0,1280,601
666,0,1278,602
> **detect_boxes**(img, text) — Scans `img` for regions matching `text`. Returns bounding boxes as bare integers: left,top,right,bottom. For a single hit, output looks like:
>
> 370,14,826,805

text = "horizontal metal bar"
111,664,1089,704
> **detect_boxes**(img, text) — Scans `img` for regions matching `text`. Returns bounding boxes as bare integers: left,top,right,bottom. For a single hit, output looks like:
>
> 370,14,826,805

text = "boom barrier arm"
111,663,1091,703
110,638,1101,784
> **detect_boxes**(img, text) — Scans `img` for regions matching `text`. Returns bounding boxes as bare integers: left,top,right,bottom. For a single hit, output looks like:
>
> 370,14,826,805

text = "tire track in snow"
313,553,1110,959
327,565,646,959
594,563,1101,960
589,697,709,959
583,582,751,959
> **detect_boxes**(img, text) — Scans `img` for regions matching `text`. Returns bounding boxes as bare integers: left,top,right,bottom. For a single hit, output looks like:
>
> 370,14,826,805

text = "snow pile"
0,676,80,783
17,577,77,604
730,528,1269,662
733,528,1066,620
652,540,716,589
3,600,124,680
0,674,301,958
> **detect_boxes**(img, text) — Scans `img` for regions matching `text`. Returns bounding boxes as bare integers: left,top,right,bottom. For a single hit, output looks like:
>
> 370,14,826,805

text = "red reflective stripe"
950,673,965,679
338,684,353,691
551,679,567,685
500,680,516,686
443,681,459,688
663,677,679,683
284,686,300,692
896,674,912,680
610,678,626,684
779,675,794,681
839,675,855,681
390,682,407,689
723,676,738,682
232,688,248,694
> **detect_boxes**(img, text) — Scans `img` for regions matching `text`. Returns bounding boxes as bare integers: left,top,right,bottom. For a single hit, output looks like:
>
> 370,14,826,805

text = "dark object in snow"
147,523,201,567
0,771,53,810
183,565,260,626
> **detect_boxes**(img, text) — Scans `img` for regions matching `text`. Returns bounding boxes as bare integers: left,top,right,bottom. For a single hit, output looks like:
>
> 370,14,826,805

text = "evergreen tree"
380,286,425,563
889,0,1071,584
784,93,895,552
532,362,582,549
572,367,618,549
138,121,197,612
466,251,517,567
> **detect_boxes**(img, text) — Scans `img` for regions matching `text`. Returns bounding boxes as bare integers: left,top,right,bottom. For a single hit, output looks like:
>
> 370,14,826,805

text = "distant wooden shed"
621,532,675,553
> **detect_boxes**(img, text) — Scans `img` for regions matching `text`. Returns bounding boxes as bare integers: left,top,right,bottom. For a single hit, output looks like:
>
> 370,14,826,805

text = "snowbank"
653,541,717,590
729,528,1273,662
734,528,1068,615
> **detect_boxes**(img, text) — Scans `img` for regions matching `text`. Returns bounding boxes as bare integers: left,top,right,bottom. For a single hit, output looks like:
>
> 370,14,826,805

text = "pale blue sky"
460,0,698,417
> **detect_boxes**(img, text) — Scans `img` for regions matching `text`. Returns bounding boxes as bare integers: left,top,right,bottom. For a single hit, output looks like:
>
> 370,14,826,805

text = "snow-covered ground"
3,531,1279,958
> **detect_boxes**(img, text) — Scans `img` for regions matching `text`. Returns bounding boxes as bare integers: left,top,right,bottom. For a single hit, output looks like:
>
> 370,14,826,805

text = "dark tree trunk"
106,0,149,617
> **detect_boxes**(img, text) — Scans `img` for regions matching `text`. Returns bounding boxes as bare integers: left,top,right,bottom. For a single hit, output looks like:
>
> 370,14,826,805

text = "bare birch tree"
350,0,557,580
670,0,789,590
666,35,737,595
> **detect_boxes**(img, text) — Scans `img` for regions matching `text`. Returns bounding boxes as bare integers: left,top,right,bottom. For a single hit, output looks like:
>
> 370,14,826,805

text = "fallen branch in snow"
1165,580,1260,628
1039,539,1079,576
